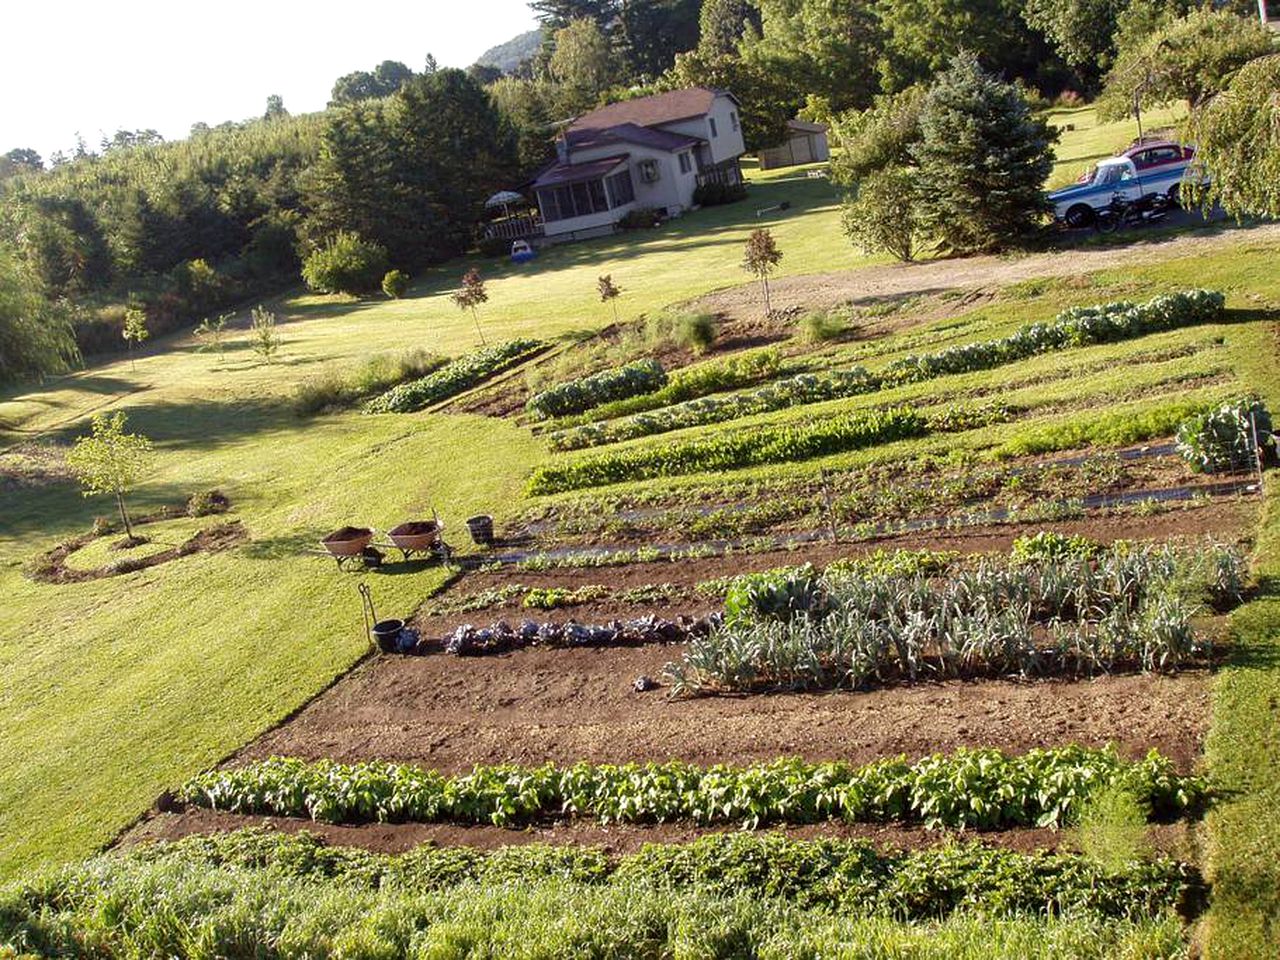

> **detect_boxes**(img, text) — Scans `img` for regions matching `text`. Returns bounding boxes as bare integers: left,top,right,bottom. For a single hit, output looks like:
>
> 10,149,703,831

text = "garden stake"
820,469,839,542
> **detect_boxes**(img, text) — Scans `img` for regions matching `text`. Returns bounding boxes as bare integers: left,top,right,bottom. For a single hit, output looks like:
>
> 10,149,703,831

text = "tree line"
1,0,1276,385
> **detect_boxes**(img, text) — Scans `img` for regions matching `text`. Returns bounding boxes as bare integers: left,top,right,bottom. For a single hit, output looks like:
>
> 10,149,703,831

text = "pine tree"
910,54,1056,253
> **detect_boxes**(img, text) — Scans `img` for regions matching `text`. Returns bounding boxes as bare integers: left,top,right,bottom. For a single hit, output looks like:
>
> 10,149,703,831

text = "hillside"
474,28,543,73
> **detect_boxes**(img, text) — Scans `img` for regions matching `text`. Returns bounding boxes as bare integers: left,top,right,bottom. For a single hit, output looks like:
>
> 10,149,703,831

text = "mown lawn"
0,106,1274,883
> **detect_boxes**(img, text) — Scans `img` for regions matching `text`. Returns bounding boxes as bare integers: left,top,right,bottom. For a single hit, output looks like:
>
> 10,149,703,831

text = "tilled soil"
239,641,1211,773
120,807,1194,858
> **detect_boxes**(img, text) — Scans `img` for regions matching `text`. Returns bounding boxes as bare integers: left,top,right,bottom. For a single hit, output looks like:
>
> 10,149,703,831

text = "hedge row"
547,290,1224,451
364,339,544,413
108,829,1202,921
527,359,667,419
528,406,926,494
179,746,1207,830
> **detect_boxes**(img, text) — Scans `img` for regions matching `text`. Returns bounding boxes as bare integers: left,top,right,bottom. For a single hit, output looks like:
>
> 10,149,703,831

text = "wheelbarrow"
387,517,443,561
321,526,375,569
359,583,405,653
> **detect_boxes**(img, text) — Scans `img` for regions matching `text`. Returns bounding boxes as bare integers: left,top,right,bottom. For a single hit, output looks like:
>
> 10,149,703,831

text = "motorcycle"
1093,191,1173,234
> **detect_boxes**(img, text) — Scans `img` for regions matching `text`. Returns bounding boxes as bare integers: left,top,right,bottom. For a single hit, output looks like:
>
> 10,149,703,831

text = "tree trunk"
471,307,487,346
116,491,135,541
761,276,772,317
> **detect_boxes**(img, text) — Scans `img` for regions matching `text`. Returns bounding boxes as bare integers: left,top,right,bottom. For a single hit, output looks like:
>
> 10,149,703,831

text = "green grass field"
0,104,1275,901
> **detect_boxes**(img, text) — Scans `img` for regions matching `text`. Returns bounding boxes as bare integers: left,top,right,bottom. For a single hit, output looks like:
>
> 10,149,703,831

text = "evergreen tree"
698,0,759,56
910,55,1056,253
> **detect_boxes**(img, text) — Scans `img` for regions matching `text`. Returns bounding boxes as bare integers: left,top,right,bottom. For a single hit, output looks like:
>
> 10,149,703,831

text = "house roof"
568,87,735,134
531,153,629,189
786,119,829,134
567,122,701,153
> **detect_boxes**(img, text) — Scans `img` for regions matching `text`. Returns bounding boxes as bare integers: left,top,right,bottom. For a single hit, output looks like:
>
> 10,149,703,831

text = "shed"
757,120,830,170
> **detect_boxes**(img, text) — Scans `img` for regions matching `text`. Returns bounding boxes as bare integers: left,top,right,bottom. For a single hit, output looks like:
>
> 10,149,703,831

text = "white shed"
757,120,830,171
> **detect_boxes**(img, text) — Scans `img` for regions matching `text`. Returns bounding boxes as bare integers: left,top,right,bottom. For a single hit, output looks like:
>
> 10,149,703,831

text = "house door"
791,136,813,165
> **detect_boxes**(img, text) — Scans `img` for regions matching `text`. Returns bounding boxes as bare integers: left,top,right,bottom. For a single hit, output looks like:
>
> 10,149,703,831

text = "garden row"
364,339,544,414
179,746,1205,831
665,539,1242,694
0,866,1189,960
80,829,1200,921
546,290,1226,450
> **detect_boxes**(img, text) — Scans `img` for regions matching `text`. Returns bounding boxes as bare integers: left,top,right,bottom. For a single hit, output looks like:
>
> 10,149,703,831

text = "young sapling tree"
742,228,783,317
194,313,230,358
122,306,149,370
65,411,154,543
451,268,489,345
250,306,281,362
598,274,622,323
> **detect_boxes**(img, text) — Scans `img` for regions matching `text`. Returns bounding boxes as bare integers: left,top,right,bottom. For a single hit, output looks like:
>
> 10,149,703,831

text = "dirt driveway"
694,222,1280,321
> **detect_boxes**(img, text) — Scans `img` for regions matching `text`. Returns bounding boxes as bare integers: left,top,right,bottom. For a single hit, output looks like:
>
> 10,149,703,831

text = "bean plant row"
178,745,1206,830
99,828,1200,922
547,290,1224,451
665,540,1244,694
364,339,544,414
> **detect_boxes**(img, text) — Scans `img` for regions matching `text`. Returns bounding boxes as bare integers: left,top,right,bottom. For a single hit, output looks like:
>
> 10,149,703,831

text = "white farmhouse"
530,87,747,242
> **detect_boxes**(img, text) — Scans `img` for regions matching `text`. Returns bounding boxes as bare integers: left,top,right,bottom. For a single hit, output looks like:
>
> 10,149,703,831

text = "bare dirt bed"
121,808,1193,859
693,223,1280,323
237,641,1211,775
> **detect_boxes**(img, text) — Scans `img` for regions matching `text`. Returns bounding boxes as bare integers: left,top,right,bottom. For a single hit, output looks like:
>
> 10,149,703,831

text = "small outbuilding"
757,120,830,171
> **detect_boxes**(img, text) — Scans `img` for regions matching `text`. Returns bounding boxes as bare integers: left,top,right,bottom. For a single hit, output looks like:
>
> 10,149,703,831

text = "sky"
1,0,540,162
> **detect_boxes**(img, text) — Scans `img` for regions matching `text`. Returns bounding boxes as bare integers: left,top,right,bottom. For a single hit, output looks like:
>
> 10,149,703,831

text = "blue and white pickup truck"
1049,141,1199,228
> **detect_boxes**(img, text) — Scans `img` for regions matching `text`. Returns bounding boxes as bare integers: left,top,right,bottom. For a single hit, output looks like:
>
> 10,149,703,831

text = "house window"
540,177,614,222
678,151,692,174
730,111,739,132
709,116,718,138
606,169,635,206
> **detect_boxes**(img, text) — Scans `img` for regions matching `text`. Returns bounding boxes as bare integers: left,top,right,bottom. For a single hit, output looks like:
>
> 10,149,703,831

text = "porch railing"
483,214,545,241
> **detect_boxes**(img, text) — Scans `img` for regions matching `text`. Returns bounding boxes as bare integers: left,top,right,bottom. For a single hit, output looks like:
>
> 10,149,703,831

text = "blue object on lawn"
511,240,537,264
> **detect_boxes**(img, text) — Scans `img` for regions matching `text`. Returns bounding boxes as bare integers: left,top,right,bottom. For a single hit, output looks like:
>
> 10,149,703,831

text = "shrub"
673,312,717,353
365,339,544,414
841,165,925,262
529,406,926,494
186,490,227,518
476,235,511,257
693,181,748,206
381,269,409,299
796,311,851,343
301,231,389,295
1175,398,1271,474
619,207,663,229
527,359,668,420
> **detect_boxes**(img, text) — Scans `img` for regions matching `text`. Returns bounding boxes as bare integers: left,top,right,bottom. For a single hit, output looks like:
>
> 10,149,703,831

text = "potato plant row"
0,862,1189,960
527,359,667,419
666,541,1243,694
528,406,927,494
178,746,1206,831
546,290,1224,451
100,829,1200,922
363,339,544,414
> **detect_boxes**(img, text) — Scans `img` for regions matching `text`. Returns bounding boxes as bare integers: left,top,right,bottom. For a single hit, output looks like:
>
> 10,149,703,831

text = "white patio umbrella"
485,191,525,219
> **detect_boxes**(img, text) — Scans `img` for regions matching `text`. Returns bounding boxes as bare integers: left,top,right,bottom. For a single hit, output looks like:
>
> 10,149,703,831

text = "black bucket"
466,514,494,545
371,618,405,652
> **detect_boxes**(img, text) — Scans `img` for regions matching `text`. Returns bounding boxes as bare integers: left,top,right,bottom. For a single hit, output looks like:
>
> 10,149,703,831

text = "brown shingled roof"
568,87,734,133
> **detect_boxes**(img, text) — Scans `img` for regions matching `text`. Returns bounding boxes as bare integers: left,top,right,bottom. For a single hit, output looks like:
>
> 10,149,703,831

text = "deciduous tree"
451,268,490,344
841,166,926,262
742,228,782,315
66,411,154,542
